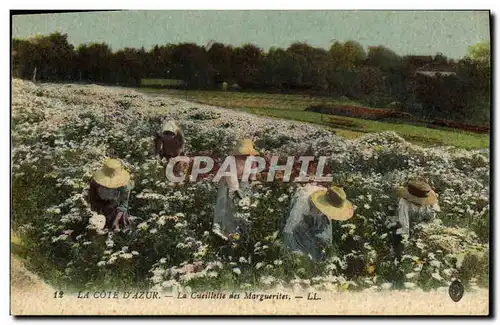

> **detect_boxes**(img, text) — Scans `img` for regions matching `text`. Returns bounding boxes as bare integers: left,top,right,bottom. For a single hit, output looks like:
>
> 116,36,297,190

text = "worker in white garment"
390,180,440,260
283,184,354,261
212,139,259,241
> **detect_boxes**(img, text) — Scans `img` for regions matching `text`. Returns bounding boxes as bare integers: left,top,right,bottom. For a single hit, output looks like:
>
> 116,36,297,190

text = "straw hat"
397,180,437,206
310,185,354,221
233,138,259,156
162,120,180,134
93,158,130,189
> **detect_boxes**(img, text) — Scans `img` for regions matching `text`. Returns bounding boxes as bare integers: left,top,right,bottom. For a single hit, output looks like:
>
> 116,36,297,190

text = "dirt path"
11,255,51,293
10,255,489,316
9,232,489,316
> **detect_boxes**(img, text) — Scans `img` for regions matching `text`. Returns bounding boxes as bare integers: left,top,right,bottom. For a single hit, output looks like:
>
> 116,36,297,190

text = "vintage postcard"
10,10,491,316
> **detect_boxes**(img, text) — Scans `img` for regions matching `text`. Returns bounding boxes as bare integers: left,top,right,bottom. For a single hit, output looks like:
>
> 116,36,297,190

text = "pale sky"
12,10,490,59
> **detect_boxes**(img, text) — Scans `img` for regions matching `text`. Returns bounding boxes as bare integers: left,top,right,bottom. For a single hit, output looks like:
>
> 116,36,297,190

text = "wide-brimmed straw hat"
397,180,437,206
233,139,259,156
93,158,130,189
161,120,180,134
310,185,354,221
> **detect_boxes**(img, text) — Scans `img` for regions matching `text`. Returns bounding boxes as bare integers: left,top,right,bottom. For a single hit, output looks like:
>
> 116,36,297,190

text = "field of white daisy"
11,78,489,296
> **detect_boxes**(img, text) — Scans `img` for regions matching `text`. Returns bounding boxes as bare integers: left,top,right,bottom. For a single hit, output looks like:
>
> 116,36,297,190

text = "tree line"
12,32,490,123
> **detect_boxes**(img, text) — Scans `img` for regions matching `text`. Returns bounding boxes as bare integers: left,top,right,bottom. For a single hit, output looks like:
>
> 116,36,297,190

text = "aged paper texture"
11,10,491,316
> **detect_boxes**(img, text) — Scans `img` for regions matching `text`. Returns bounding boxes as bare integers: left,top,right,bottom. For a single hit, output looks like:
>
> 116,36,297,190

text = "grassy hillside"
138,88,489,149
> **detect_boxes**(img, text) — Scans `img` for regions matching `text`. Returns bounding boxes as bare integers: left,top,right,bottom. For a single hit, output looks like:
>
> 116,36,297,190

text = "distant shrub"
115,99,132,110
387,101,403,110
140,78,186,88
190,111,221,121
305,104,401,121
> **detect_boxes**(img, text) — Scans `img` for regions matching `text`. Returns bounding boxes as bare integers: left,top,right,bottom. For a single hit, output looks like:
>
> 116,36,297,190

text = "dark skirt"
155,133,184,160
389,222,404,261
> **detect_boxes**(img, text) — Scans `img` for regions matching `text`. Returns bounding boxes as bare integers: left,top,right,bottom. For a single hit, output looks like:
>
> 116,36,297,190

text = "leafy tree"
329,40,366,69
285,42,328,89
76,42,113,83
206,42,233,85
232,44,266,88
461,41,491,123
13,33,75,81
467,41,490,66
366,45,402,72
148,44,175,79
11,32,490,124
357,66,387,106
170,43,210,88
112,47,145,86
266,47,304,89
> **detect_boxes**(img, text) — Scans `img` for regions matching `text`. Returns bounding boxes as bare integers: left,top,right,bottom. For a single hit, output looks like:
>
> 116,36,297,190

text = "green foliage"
12,33,490,124
467,41,490,66
141,88,489,150
141,78,186,87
